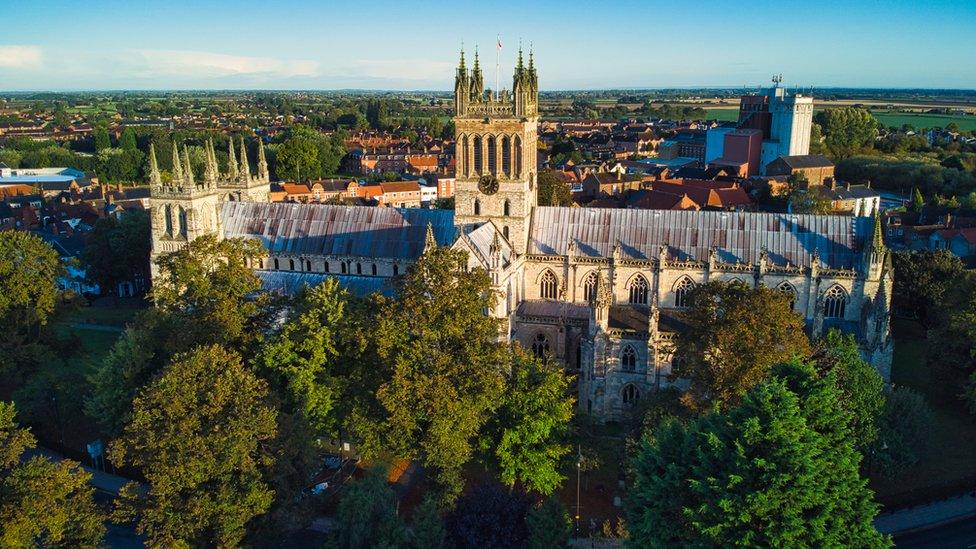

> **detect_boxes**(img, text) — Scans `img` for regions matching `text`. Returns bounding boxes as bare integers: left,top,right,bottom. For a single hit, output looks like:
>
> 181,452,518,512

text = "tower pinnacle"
148,143,161,187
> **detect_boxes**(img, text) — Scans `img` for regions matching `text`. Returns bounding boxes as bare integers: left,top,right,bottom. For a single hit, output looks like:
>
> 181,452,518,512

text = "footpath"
875,492,976,535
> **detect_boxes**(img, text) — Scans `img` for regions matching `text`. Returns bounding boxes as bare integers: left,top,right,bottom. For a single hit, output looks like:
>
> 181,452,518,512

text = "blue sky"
1,0,974,90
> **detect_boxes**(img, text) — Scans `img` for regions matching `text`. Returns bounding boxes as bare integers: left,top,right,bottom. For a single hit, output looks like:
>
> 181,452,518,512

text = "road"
896,517,976,548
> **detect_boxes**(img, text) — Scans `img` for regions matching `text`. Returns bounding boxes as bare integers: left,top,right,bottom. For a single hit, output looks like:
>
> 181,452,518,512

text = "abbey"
150,48,893,421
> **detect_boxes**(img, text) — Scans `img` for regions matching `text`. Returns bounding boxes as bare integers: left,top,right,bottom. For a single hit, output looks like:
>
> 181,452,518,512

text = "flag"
497,38,502,50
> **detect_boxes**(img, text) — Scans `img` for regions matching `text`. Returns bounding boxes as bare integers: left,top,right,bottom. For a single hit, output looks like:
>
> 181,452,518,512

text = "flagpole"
495,34,500,101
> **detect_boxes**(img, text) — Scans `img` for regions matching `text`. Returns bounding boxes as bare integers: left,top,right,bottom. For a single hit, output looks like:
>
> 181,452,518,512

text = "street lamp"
575,444,582,535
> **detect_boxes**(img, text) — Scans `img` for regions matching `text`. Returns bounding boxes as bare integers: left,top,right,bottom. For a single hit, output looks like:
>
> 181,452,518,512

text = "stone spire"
148,143,161,187
171,143,184,185
238,138,251,183
182,145,195,188
423,222,438,254
203,139,218,185
227,138,238,181
257,138,269,182
471,47,484,101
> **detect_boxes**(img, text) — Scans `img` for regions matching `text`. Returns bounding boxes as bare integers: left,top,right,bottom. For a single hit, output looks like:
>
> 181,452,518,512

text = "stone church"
150,48,893,421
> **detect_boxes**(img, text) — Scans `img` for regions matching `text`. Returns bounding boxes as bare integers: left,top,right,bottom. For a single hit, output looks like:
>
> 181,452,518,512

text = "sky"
1,0,975,91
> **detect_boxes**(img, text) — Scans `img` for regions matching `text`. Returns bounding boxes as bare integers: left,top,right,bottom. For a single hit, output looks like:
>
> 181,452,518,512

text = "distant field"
704,108,739,121
869,111,976,131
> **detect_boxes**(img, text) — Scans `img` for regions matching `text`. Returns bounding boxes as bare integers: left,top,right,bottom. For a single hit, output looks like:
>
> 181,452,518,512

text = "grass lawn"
870,111,976,132
704,108,739,122
869,318,976,509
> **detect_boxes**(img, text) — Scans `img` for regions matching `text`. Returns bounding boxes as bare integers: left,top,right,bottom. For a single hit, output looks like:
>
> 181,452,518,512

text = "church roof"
529,207,872,269
255,271,394,297
221,202,455,260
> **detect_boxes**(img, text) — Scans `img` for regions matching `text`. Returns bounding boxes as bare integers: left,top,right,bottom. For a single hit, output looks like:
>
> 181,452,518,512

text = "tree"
0,231,63,369
81,210,150,297
814,107,879,159
809,123,825,155
626,361,888,547
536,169,573,206
356,246,507,502
673,281,811,410
909,187,925,212
94,126,111,151
891,250,965,327
526,496,572,549
333,466,407,549
274,131,319,181
483,348,573,495
870,387,934,477
258,279,347,435
151,234,271,352
0,402,106,547
447,482,531,549
814,330,885,450
119,127,138,152
410,496,446,549
97,147,143,183
927,271,976,412
109,345,278,547
789,188,833,214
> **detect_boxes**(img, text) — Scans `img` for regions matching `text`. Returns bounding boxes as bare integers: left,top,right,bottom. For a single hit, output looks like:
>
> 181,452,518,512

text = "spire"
870,209,885,253
423,222,437,254
528,44,535,72
238,138,250,182
148,143,161,186
203,139,218,184
171,142,184,185
517,42,524,71
459,45,466,71
257,138,269,182
182,145,194,187
227,138,238,181
473,46,480,71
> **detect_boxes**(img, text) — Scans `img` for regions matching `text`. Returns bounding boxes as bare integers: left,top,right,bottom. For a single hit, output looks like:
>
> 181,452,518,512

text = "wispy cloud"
0,45,42,69
130,49,320,78
350,59,456,82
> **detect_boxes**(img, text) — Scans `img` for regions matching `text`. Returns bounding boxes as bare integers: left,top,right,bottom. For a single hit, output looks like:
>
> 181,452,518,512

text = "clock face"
478,175,499,195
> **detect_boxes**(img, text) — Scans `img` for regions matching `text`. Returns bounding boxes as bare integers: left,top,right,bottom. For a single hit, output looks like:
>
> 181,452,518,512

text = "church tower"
453,44,539,255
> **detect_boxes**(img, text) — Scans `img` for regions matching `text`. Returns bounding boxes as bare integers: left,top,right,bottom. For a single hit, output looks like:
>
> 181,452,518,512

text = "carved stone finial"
148,143,161,187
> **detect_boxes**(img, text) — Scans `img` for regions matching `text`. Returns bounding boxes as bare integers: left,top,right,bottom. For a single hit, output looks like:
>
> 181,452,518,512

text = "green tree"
673,281,811,411
274,130,319,181
410,496,446,549
333,466,406,549
483,348,573,495
94,126,111,151
909,187,925,212
356,245,507,502
625,361,888,547
109,345,278,547
526,496,572,549
0,231,63,369
536,169,573,206
447,482,531,548
809,123,825,155
870,387,934,477
789,188,834,214
81,210,151,297
0,402,106,547
258,279,347,435
891,250,964,328
815,330,885,450
119,127,138,152
814,107,879,159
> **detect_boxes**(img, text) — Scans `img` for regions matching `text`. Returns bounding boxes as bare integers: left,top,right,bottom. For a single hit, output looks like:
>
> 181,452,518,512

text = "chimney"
846,182,851,191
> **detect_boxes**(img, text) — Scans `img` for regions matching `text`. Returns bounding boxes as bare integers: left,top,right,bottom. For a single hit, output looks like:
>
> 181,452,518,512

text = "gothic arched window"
823,285,848,319
583,271,599,303
356,262,362,275
273,258,280,270
324,261,330,273
461,135,469,177
341,262,347,274
305,260,312,272
487,136,497,175
501,135,511,177
777,281,798,311
163,204,173,236
371,264,377,276
621,345,637,372
473,136,482,175
628,274,649,305
531,332,550,360
393,264,399,276
289,259,295,271
514,135,523,178
622,384,641,405
540,270,558,300
673,277,696,308
474,199,481,216
177,206,188,238
503,199,511,216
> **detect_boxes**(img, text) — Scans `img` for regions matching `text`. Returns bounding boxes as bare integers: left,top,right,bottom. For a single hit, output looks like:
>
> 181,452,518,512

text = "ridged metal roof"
222,202,455,260
461,222,513,267
255,270,394,297
529,207,871,269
